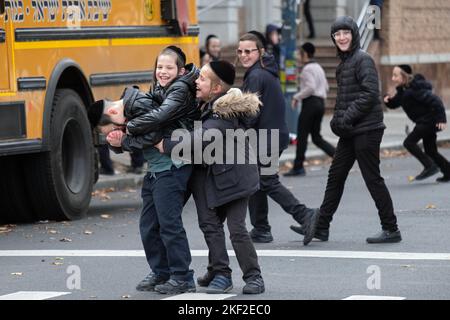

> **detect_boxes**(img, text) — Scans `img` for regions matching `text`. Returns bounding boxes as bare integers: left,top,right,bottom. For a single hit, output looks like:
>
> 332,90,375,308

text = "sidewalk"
95,110,450,191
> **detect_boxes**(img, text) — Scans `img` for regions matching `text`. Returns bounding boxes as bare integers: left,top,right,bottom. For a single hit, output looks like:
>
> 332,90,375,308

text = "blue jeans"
140,165,193,281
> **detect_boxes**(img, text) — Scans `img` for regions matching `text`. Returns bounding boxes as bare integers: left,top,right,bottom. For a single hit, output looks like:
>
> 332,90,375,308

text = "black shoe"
154,279,196,295
243,275,265,295
366,230,402,244
436,175,450,183
415,164,439,180
136,273,169,292
290,225,329,241
250,229,273,243
197,271,215,287
302,208,321,246
283,168,306,177
206,275,233,294
99,168,115,176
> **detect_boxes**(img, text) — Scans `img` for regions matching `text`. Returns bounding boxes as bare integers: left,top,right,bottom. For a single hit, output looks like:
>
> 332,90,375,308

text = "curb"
94,139,450,192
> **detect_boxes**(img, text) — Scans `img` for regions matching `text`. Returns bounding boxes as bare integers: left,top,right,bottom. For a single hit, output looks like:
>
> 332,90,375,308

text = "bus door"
0,0,12,91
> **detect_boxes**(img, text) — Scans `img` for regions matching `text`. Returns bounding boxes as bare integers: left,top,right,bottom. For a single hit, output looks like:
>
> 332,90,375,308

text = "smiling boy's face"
155,54,185,88
195,67,214,101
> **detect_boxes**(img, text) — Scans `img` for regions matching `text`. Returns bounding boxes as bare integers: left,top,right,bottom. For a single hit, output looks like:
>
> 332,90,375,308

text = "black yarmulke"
398,64,412,75
87,100,105,128
209,60,236,86
248,30,267,49
166,45,186,65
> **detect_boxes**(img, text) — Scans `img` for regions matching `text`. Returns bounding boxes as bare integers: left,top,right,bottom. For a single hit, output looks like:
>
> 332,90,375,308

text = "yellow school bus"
0,0,199,223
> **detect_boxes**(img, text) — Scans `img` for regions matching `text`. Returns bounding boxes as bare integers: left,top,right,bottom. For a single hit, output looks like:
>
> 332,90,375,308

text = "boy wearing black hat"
384,65,450,182
285,42,336,177
155,60,266,295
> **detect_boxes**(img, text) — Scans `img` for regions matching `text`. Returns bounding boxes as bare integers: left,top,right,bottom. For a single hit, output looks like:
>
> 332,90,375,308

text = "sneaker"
415,164,439,180
197,271,215,287
250,229,273,243
290,225,329,241
206,275,233,294
136,273,169,292
283,168,306,177
243,275,265,294
154,279,196,295
302,208,321,246
366,230,402,244
436,175,450,183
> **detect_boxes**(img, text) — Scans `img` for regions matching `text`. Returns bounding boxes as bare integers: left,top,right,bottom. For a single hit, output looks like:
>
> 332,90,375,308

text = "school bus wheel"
26,89,95,221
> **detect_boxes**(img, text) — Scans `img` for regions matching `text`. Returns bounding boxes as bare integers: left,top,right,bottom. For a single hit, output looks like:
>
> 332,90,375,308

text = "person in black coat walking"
291,16,401,244
237,32,320,245
384,65,450,182
156,61,266,295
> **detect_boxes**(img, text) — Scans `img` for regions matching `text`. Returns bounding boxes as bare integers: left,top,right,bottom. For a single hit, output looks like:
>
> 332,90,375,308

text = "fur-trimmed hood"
212,88,261,119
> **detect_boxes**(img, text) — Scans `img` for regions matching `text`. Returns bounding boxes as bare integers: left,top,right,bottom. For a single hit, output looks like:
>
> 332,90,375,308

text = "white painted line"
343,295,406,300
0,250,450,261
0,291,71,300
163,293,236,301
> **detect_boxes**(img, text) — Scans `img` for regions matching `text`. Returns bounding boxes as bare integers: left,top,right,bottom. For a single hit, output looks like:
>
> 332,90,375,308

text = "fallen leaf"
408,176,415,182
55,257,64,261
60,237,73,242
47,229,59,235
83,230,93,235
101,214,112,219
52,262,64,266
11,272,23,276
121,295,131,299
426,204,437,209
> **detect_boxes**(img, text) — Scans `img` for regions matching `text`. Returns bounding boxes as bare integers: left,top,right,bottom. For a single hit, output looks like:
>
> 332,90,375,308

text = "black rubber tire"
0,155,37,224
25,89,94,221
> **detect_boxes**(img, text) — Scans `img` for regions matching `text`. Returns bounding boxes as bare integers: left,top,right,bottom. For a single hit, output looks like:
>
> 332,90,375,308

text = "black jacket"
163,89,261,209
119,64,200,152
242,53,290,153
385,74,447,126
330,16,386,138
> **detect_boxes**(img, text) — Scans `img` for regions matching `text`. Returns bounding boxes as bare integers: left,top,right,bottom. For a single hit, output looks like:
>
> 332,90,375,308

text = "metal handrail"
357,0,375,51
198,0,229,16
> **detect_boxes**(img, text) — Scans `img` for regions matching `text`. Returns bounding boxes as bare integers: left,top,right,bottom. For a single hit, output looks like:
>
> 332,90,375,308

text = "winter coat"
329,16,386,138
163,89,261,209
385,74,447,127
119,64,200,152
242,53,290,154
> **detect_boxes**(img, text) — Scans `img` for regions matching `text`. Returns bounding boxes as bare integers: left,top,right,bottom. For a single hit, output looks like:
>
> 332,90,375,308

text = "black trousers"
294,96,336,170
190,168,261,282
318,129,398,232
249,151,310,232
403,124,450,176
304,0,315,37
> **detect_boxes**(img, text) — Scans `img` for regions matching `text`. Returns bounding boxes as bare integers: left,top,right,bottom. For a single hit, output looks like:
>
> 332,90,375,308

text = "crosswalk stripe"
0,250,449,261
162,293,236,300
0,291,71,300
343,295,406,300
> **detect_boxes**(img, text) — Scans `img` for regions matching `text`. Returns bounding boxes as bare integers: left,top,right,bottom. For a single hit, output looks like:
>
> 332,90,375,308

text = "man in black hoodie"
291,16,401,244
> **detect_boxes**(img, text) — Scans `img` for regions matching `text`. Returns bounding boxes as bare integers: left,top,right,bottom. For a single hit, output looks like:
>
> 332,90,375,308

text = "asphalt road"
1,149,449,301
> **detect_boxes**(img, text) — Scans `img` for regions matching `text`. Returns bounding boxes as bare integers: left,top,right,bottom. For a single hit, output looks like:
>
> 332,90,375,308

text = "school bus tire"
0,155,37,224
26,89,95,221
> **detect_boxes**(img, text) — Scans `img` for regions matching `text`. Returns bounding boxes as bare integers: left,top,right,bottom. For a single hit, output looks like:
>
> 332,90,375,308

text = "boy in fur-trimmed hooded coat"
155,61,265,295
